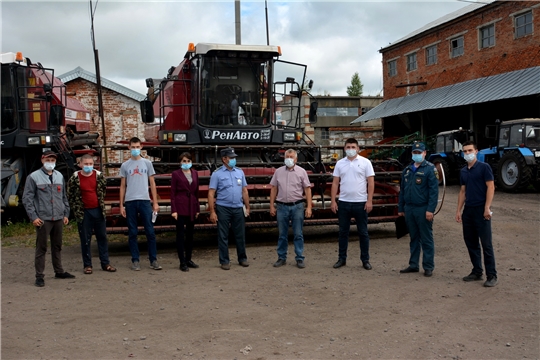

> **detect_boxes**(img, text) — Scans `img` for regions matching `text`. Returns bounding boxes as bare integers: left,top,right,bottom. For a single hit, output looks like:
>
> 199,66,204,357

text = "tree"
346,72,363,96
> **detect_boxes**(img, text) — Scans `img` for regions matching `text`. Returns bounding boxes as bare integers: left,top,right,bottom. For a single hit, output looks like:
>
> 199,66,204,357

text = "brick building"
353,0,540,148
58,67,146,169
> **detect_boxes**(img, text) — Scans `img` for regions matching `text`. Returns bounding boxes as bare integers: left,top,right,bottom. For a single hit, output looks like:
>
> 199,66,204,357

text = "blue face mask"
83,166,94,173
412,154,424,163
181,163,192,170
228,158,237,168
131,149,141,157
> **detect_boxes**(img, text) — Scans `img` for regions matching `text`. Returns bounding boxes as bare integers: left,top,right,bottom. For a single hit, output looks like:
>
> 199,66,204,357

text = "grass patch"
1,221,81,248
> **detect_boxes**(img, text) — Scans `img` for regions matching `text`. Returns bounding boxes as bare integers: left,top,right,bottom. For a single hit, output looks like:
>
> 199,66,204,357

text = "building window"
426,45,437,65
406,53,417,71
388,60,397,77
451,36,464,58
317,108,358,117
321,128,329,140
515,11,533,38
480,24,495,48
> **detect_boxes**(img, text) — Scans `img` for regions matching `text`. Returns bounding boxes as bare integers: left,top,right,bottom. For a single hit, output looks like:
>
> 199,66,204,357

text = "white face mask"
43,162,56,171
464,153,476,163
284,158,295,168
345,149,357,158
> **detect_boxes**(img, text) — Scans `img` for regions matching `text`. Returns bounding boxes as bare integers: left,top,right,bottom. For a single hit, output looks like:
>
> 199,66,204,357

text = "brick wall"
382,1,540,99
65,78,145,170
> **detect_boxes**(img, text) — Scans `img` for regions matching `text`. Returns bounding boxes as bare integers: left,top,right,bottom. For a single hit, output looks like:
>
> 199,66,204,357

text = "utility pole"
235,0,241,45
89,0,108,175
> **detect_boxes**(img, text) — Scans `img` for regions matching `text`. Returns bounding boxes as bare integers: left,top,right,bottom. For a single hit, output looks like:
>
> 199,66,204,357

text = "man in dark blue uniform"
398,142,439,277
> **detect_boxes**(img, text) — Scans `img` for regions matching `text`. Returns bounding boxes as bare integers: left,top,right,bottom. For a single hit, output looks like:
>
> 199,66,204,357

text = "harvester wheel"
497,150,532,192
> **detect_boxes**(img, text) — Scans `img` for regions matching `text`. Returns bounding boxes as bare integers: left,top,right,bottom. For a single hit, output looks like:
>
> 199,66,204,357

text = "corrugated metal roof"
381,1,494,52
351,66,540,124
58,67,145,102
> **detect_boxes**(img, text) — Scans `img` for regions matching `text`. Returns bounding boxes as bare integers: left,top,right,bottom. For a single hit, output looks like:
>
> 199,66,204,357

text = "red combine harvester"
1,52,98,218
95,43,405,233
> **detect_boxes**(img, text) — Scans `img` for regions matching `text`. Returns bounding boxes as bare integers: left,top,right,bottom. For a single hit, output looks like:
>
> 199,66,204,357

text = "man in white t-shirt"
330,138,375,270
119,137,161,271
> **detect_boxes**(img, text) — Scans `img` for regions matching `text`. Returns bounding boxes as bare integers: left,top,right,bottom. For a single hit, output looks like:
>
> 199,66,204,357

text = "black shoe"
186,260,199,268
296,259,306,269
400,267,419,273
35,278,45,287
180,263,189,272
333,260,346,269
484,275,498,287
273,259,286,267
362,261,372,270
463,272,483,282
424,269,433,277
55,272,75,279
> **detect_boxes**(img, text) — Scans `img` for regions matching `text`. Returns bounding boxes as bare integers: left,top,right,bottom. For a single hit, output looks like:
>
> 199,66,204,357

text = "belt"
276,200,303,206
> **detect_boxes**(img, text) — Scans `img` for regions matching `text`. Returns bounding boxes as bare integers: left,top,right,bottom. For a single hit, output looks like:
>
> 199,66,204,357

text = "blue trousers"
337,200,370,262
404,205,434,271
125,200,157,263
77,207,110,269
276,202,305,261
216,205,247,265
462,206,497,277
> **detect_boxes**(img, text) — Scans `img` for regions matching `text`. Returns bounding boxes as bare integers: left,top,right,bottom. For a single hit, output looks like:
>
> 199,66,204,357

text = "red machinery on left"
1,52,99,219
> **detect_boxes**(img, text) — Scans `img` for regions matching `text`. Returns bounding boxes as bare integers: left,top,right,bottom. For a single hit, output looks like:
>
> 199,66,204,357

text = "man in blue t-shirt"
208,147,250,270
456,141,497,287
119,137,161,271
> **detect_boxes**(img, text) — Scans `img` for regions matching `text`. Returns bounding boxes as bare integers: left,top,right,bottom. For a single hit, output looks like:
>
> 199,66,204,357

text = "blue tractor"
428,128,475,185
479,118,540,192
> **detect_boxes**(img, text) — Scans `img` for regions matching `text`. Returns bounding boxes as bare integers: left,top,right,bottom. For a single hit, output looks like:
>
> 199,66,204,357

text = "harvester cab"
1,52,97,216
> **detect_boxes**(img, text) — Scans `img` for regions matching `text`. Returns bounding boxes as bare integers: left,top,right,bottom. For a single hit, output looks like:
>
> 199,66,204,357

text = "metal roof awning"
351,66,540,124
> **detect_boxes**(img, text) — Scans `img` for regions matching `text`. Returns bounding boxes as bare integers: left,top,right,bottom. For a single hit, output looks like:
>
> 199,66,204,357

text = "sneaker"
186,260,199,268
221,263,231,270
296,259,306,269
273,259,287,267
150,260,162,270
35,278,45,287
484,275,498,287
131,261,141,271
463,272,482,282
55,272,75,279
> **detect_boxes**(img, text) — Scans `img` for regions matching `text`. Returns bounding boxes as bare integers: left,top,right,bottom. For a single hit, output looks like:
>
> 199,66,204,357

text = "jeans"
276,202,305,261
176,215,195,264
404,205,434,271
337,200,370,262
125,200,157,263
462,205,497,277
35,219,64,279
216,205,247,265
78,207,110,269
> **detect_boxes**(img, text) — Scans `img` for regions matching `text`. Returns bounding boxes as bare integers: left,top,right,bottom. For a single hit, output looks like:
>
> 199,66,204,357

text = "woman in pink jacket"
171,152,200,271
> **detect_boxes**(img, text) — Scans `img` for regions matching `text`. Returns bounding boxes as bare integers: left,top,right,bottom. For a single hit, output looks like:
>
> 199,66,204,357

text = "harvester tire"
497,150,532,192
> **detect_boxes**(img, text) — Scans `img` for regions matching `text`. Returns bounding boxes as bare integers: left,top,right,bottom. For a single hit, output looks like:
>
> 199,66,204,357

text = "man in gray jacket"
22,150,75,287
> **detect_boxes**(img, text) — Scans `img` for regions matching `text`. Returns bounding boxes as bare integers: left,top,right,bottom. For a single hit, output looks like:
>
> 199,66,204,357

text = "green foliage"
347,72,364,96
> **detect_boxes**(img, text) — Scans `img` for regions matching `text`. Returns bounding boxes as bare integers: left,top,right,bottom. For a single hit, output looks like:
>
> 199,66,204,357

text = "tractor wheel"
432,158,449,186
497,150,532,192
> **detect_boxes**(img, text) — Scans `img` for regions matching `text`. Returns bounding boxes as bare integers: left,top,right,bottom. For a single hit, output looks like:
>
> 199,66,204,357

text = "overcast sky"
1,0,469,98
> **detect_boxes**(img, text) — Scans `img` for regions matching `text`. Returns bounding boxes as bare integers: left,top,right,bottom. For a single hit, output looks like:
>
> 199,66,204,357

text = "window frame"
388,59,397,77
425,45,437,65
450,36,464,58
515,11,533,38
406,52,417,72
479,23,495,49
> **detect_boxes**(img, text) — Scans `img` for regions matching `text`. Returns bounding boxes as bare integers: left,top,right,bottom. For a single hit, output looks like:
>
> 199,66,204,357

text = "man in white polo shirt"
330,138,375,270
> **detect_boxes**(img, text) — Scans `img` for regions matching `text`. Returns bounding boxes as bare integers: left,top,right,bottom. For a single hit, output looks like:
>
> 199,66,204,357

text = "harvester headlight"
28,137,40,145
173,134,187,142
45,136,51,143
283,133,295,142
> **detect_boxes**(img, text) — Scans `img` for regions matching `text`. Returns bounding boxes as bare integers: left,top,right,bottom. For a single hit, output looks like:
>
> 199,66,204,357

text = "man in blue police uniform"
208,147,251,270
398,142,439,277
